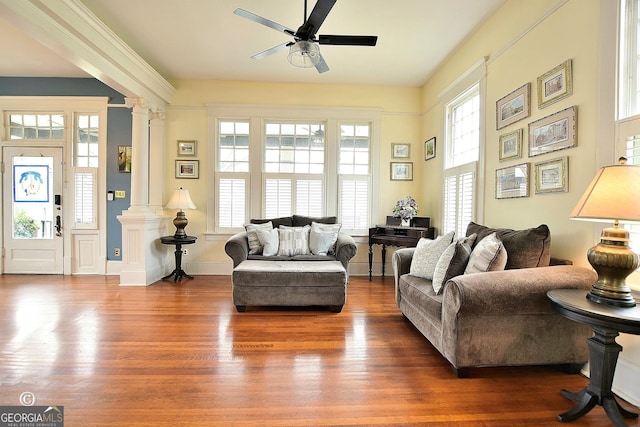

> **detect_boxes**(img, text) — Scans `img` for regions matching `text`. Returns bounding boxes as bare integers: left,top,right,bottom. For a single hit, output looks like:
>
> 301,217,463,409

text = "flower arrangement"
392,196,418,222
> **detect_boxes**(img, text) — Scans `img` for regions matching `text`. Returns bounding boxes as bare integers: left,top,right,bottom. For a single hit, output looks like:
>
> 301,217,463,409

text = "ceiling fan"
234,0,378,73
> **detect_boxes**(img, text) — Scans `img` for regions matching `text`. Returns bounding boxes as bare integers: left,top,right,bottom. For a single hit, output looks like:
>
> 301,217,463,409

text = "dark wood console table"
368,217,434,280
547,289,640,426
160,235,197,282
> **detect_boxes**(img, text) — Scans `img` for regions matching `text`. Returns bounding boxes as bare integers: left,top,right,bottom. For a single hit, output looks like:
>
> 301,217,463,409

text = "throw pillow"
464,232,508,274
309,222,341,256
409,231,455,280
432,234,477,294
255,228,279,256
277,225,311,256
244,221,273,255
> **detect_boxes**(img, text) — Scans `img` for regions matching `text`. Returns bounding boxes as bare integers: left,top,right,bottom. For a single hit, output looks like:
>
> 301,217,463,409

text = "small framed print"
177,140,197,157
390,162,413,181
534,156,568,194
391,143,410,159
496,83,530,130
495,163,529,199
528,106,577,157
537,60,573,109
118,145,132,173
498,129,522,161
175,160,199,179
424,137,436,160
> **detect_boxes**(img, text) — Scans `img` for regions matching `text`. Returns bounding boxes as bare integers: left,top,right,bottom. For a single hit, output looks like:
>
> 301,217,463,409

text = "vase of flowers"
392,196,418,226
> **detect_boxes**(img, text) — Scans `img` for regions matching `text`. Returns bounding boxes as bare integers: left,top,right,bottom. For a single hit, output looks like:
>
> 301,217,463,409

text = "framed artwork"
177,140,197,157
537,60,573,109
495,163,529,199
498,129,522,161
528,106,577,157
391,143,410,159
534,156,568,194
496,83,530,130
390,162,413,181
175,160,199,179
118,145,132,173
424,137,436,160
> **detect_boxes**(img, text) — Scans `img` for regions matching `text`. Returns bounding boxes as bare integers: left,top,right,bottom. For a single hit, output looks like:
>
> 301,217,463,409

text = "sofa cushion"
293,215,337,227
309,222,341,256
245,221,273,255
432,234,476,294
255,227,279,256
466,222,551,269
251,216,293,228
464,232,508,274
409,231,455,280
277,225,311,256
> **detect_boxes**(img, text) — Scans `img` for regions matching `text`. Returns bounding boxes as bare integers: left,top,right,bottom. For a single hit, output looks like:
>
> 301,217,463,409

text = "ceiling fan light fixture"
287,40,320,68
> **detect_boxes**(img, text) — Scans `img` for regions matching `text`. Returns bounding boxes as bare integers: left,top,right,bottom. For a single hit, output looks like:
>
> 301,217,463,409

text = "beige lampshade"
166,188,196,211
570,163,640,223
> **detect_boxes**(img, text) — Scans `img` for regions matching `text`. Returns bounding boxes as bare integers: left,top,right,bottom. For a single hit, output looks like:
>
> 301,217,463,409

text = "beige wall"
420,0,614,268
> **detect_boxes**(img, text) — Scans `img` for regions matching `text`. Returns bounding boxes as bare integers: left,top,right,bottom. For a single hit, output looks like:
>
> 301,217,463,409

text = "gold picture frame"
498,129,522,161
175,160,199,179
390,162,413,181
496,83,530,130
528,106,577,157
534,156,568,194
177,140,197,157
391,143,410,159
537,60,573,109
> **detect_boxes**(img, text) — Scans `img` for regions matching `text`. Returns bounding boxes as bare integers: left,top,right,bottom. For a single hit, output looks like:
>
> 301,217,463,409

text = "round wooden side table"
160,235,197,282
547,288,640,427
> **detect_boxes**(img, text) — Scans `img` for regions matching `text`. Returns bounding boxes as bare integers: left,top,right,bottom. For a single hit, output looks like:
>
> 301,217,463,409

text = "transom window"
265,122,325,173
8,113,64,140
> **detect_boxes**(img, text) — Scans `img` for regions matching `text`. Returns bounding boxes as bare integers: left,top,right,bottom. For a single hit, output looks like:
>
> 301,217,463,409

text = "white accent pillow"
255,228,279,256
277,225,311,256
464,232,508,274
432,234,476,294
309,222,341,255
244,221,273,255
409,231,455,280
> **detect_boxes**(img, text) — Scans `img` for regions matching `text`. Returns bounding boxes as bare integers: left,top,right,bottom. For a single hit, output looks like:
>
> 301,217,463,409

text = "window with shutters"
72,114,99,228
443,84,480,237
210,106,378,235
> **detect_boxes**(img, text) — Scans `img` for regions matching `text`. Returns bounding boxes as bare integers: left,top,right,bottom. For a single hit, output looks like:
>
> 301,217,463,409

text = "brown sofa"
392,222,596,377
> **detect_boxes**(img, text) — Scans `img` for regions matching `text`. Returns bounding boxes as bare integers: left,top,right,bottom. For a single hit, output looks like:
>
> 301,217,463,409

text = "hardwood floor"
0,274,637,426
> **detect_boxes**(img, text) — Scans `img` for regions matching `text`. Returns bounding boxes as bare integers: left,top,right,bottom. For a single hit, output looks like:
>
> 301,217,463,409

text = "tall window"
443,84,480,237
217,121,249,229
339,124,371,230
73,114,99,228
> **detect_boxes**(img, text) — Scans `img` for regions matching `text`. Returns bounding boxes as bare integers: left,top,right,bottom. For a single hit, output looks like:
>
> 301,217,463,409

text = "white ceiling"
0,0,505,88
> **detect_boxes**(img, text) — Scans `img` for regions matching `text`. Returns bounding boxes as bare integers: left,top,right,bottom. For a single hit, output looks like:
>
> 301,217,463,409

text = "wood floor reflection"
0,274,637,426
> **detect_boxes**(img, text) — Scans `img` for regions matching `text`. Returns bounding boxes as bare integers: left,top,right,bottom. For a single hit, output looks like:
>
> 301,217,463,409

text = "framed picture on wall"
534,156,568,194
391,143,410,159
498,129,522,161
118,145,132,173
495,163,529,199
177,140,197,157
424,137,436,160
537,59,573,109
390,162,413,181
528,106,577,157
175,160,199,179
496,83,530,130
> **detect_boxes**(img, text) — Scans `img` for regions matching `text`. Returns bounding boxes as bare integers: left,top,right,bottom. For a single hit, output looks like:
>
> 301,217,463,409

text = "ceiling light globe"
288,41,320,68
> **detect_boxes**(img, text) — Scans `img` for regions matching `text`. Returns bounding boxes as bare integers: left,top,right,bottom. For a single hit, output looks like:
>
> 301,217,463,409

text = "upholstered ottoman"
232,260,347,312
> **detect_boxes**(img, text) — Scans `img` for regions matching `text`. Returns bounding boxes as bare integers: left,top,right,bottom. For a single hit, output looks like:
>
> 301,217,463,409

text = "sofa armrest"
224,231,249,268
335,232,357,273
442,265,596,316
392,248,416,287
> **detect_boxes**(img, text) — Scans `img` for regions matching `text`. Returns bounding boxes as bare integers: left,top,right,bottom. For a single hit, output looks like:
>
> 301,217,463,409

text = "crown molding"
0,0,175,106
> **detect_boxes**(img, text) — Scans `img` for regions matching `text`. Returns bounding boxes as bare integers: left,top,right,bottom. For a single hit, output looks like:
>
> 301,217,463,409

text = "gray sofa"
225,215,357,312
392,222,596,377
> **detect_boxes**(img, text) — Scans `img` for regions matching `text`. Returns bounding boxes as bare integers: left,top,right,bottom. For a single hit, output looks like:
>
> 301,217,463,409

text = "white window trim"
205,104,381,238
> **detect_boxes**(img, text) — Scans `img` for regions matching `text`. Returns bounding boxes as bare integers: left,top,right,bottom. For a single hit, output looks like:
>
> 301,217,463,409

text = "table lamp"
570,158,640,307
166,187,196,239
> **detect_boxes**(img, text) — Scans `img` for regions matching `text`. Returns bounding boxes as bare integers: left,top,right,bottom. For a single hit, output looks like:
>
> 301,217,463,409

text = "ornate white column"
149,108,165,214
118,98,170,286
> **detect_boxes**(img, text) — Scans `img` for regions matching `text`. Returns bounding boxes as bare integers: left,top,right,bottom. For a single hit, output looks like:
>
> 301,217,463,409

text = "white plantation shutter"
218,178,246,228
295,179,323,217
442,163,476,237
264,178,292,218
339,176,369,232
74,169,96,228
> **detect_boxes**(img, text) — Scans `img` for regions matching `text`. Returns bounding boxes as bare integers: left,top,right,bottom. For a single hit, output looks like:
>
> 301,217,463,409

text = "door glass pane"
12,156,54,239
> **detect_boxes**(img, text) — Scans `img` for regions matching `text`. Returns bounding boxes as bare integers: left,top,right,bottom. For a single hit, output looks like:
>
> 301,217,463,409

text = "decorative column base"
117,210,171,286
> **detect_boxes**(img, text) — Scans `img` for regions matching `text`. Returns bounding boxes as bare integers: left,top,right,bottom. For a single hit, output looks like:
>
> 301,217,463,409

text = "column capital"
124,97,147,110
149,107,166,121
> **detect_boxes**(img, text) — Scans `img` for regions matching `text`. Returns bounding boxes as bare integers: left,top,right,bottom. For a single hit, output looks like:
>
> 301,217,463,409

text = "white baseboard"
613,356,640,407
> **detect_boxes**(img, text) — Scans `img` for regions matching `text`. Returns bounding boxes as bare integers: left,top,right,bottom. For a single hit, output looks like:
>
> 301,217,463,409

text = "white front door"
3,146,64,274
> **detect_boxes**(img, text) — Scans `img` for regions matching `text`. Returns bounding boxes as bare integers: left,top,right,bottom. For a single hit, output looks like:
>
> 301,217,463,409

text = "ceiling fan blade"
318,35,378,46
315,53,329,74
296,0,336,40
234,8,295,36
251,42,292,60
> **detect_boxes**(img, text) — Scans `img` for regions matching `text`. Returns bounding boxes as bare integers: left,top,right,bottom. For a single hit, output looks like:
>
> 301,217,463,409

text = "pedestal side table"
160,235,197,282
547,289,640,427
